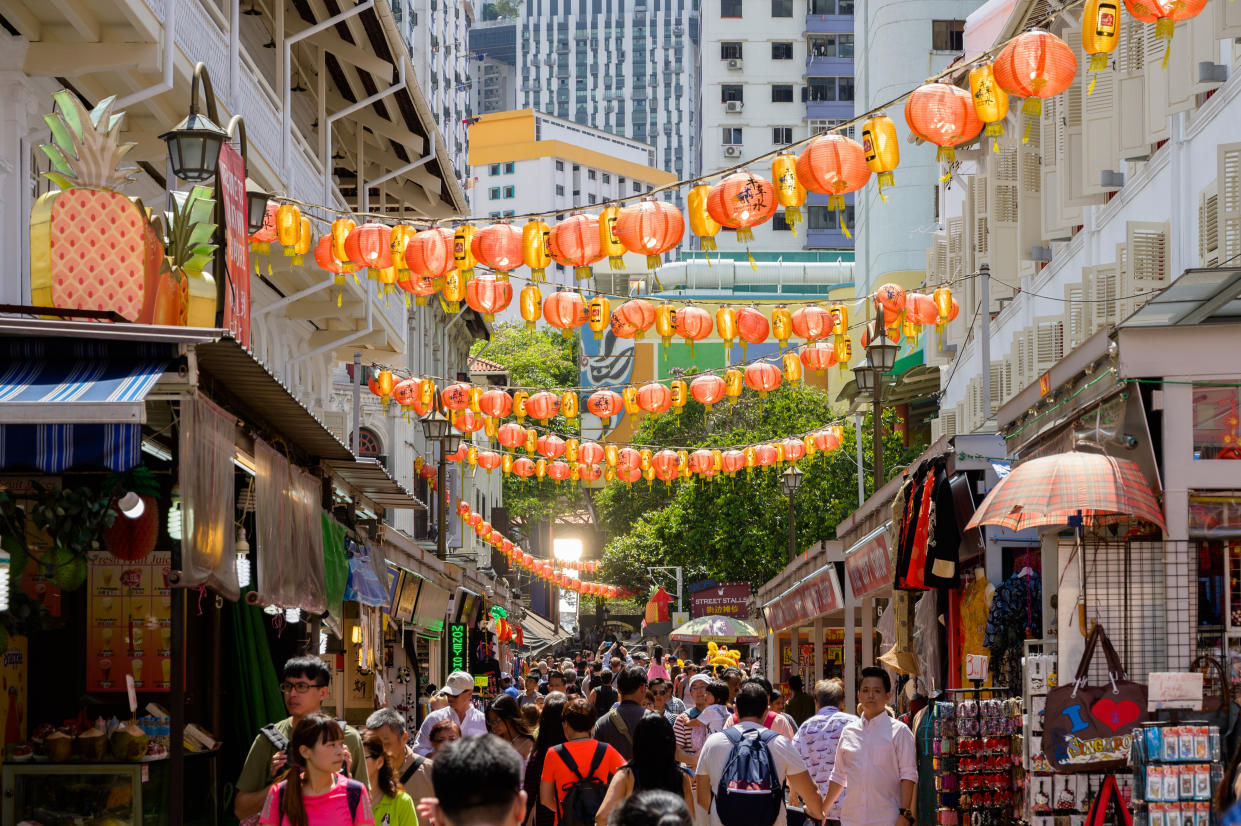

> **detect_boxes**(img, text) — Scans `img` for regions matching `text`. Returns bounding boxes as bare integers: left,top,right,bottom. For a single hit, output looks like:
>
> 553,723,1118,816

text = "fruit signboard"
85,552,172,693
217,142,251,348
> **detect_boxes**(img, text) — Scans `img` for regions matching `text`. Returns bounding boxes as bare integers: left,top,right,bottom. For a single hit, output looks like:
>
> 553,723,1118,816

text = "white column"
844,577,857,705
767,629,777,684
862,597,874,668
812,617,825,684
0,36,37,307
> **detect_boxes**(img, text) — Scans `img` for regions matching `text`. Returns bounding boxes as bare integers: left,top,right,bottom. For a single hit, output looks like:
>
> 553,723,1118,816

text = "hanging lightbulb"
235,526,251,589
0,552,10,614
118,491,145,519
285,607,300,624
167,486,182,541
263,603,281,616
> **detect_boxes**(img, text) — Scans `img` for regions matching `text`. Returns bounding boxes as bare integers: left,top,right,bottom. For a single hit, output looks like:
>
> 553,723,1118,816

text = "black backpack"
714,728,785,826
553,742,611,826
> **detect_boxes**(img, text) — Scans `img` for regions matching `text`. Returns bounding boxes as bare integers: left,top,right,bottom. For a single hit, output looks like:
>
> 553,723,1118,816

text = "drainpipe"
284,0,377,183
114,0,177,110
288,286,373,365
323,60,406,206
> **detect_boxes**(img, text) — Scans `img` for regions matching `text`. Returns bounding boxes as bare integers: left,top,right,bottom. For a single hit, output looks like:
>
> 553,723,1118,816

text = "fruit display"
108,721,148,761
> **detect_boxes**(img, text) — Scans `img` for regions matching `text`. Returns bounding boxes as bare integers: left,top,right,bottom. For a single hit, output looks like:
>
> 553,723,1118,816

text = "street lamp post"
854,305,900,491
780,465,804,562
421,410,458,560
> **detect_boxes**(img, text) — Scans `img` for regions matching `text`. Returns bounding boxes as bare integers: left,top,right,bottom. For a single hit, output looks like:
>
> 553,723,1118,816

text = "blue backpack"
715,727,785,826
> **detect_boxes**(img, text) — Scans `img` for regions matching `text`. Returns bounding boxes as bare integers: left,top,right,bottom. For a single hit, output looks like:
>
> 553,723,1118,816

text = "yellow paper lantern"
687,184,721,252
275,204,301,249
655,303,677,348
524,427,538,454
331,218,356,265
968,64,1010,151
588,296,611,339
771,306,793,349
716,305,738,350
502,454,514,476
453,225,476,279
512,391,528,420
561,391,579,420
523,219,551,282
724,369,743,404
622,385,640,415
535,458,547,480
565,438,579,463
861,115,900,201
605,444,619,468
467,386,483,413
441,269,466,313
772,154,807,231
670,379,687,414
599,206,625,270
1081,0,1121,94
782,352,803,385
520,285,542,331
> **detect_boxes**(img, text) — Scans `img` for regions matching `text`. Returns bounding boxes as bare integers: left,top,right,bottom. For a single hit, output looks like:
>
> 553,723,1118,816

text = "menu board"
86,552,172,692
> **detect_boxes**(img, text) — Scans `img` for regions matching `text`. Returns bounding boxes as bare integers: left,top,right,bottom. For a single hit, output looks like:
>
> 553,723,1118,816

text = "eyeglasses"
280,681,327,694
653,690,668,696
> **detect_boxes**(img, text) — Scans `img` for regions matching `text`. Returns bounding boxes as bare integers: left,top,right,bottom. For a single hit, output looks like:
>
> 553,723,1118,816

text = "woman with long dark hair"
362,730,416,826
488,692,538,766
609,790,692,826
594,715,693,826
259,713,374,826
524,693,567,826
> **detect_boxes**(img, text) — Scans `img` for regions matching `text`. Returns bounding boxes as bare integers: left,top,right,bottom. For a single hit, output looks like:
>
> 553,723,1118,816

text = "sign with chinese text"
763,568,844,632
448,622,468,672
845,530,891,598
217,143,251,348
690,581,750,618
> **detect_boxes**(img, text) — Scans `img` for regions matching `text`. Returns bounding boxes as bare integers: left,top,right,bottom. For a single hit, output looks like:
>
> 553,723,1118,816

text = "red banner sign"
763,567,844,632
845,529,891,598
217,143,251,348
690,581,751,618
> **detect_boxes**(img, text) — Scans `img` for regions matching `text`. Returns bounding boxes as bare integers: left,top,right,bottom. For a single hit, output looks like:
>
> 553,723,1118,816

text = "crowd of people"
231,643,918,826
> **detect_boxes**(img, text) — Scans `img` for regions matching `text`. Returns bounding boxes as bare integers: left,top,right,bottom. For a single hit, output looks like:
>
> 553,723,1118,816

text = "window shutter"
1220,143,1241,264
1081,21,1118,198
1064,283,1087,350
948,217,964,281
935,235,949,283
1220,0,1241,38
1167,13,1217,112
1116,15,1150,162
972,174,989,259
1126,221,1170,286
1035,319,1064,372
1088,265,1121,331
1142,22,1171,144
1200,185,1220,267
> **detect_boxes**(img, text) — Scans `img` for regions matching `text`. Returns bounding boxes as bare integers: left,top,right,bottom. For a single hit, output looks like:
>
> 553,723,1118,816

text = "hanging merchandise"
992,29,1078,142
1123,0,1209,69
982,565,1040,691
688,183,722,252
1081,0,1121,93
614,199,685,270
968,63,1010,152
1129,721,1223,826
522,219,552,282
925,693,1024,826
771,154,807,234
860,114,900,201
706,172,778,243
904,82,984,181
549,214,604,280
795,134,870,238
599,205,626,270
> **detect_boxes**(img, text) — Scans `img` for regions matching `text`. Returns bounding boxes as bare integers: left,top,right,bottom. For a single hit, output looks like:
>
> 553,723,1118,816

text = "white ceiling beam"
25,42,161,76
48,0,101,41
305,28,394,82
0,0,40,40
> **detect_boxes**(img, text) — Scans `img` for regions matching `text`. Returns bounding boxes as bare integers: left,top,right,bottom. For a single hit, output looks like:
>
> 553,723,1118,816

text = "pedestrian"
525,693,568,826
414,672,489,755
721,669,744,705
428,735,528,826
429,692,450,712
488,693,537,767
589,669,618,717
595,715,694,826
366,708,435,809
362,729,418,826
676,665,697,706
783,677,815,728
672,674,711,769
686,681,730,739
609,790,692,826
258,713,374,826
694,684,822,826
592,666,650,761
563,668,583,697
768,691,797,733
822,667,917,826
235,656,366,822
519,673,543,708
791,679,858,826
503,676,521,699
648,678,683,724
541,698,626,826
724,678,796,740
429,720,463,756
547,671,568,695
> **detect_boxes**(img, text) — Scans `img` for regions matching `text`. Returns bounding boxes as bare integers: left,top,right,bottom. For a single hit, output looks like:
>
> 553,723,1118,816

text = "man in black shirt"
590,665,649,760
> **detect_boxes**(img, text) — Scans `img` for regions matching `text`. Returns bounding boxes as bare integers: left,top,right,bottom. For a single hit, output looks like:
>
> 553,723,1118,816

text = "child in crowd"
686,681,731,736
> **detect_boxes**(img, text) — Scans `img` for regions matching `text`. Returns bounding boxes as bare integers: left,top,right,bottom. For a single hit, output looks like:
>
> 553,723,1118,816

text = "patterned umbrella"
965,451,1165,532
668,615,762,644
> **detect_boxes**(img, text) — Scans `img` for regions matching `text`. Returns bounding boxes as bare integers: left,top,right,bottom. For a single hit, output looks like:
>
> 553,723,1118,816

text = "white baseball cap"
688,674,712,690
444,671,475,696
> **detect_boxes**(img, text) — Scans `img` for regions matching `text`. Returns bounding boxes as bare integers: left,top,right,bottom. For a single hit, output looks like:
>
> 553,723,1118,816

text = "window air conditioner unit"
725,101,743,112
724,145,741,157
727,59,742,69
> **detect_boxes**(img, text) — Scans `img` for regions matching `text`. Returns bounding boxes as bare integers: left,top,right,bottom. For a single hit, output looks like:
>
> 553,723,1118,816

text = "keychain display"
928,691,1025,826
1130,722,1225,826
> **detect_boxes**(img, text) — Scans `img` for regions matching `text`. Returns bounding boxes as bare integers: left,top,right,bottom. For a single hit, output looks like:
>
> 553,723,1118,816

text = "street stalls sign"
690,581,751,618
763,567,844,632
844,523,892,598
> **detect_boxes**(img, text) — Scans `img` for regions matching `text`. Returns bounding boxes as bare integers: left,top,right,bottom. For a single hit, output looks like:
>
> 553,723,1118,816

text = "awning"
521,610,569,655
762,564,845,632
326,458,426,510
843,522,893,599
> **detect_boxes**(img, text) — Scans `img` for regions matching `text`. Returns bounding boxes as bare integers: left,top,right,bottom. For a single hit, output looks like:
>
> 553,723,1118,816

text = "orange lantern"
614,200,685,270
464,274,513,321
791,306,833,341
1123,0,1207,68
392,378,419,415
453,409,483,435
689,374,727,411
716,306,738,351
479,388,513,419
519,284,542,331
800,341,837,372
736,306,770,357
688,183,721,252
441,382,471,411
1082,0,1121,93
446,442,467,462
397,271,438,307
772,154,807,232
992,30,1078,138
782,437,806,463
588,296,612,340
721,449,746,475
724,369,744,404
814,428,841,452
861,114,900,201
637,382,672,415
874,283,907,320
579,463,602,483
471,223,524,276
744,362,783,398
675,304,713,359
525,391,560,423
654,303,678,348
968,64,1009,151
522,219,552,282
497,421,526,449
652,450,679,483
345,223,394,271
537,434,566,460
771,306,794,349
689,449,715,478
549,214,604,280
543,289,588,338
477,451,502,473
406,227,455,286
611,299,656,339
314,235,357,307
512,457,535,478
706,172,779,242
795,134,870,238
905,293,940,325
904,82,984,174
547,461,571,483
580,441,605,466
586,390,624,426
617,447,641,471
754,444,778,468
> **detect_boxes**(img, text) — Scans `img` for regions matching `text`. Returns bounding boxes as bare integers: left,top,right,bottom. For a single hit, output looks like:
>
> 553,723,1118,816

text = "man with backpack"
695,683,823,826
591,665,649,760
541,697,626,826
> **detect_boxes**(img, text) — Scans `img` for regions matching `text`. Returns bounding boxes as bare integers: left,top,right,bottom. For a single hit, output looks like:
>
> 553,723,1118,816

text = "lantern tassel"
1156,18,1175,69
877,172,894,204
525,319,536,331
829,194,852,240
575,265,591,280
531,267,545,283
416,296,427,306
748,249,758,272
936,147,955,183
646,254,662,270
1021,97,1043,144
736,227,754,243
700,237,717,252
785,206,802,236
609,255,625,271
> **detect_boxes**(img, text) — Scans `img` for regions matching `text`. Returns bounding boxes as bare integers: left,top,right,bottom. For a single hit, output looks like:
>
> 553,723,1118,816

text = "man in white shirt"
413,671,489,755
696,683,824,826
823,667,917,826
791,678,859,826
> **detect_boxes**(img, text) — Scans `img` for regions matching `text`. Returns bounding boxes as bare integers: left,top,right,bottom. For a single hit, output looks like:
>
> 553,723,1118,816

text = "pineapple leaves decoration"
40,91,138,193
163,186,218,278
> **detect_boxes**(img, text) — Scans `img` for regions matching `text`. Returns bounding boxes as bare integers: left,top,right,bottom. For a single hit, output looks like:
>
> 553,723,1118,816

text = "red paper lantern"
579,442,605,466
617,447,642,470
586,390,624,425
611,299,657,339
391,379,419,413
464,275,513,321
652,449,679,482
547,461,571,482
637,382,672,415
548,214,604,280
477,451,502,472
512,457,536,478
790,306,833,341
706,172,779,242
543,290,589,337
814,428,842,452
479,388,513,419
470,223,524,273
800,341,838,372
578,463,602,482
537,434,566,460
525,391,561,422
689,375,727,410
781,438,806,463
453,409,483,434
736,306,770,355
344,223,393,269
744,362,783,398
468,513,483,527
795,135,870,237
456,502,471,518
406,228,455,281
992,29,1078,120
905,293,940,325
675,305,713,358
904,82,984,167
616,465,641,484
614,200,685,269
440,383,471,411
314,234,356,276
689,449,715,477
754,444,778,467
874,283,907,319
497,421,526,448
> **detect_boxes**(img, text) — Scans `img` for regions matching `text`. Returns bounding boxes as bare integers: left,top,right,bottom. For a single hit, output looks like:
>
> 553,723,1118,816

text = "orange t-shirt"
540,739,625,822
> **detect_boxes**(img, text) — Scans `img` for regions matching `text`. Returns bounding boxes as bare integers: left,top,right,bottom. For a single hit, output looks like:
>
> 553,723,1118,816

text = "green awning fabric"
892,347,925,377
322,513,348,625
225,586,285,791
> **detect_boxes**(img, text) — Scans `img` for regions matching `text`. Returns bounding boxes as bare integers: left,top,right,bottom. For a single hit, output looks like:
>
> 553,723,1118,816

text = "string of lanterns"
454,501,635,599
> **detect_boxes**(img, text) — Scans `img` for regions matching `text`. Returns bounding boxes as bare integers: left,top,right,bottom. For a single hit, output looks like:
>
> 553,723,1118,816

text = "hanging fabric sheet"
254,439,326,613
178,395,239,601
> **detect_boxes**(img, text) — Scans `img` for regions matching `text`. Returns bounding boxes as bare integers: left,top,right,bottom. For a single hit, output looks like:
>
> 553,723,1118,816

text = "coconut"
78,725,107,761
45,730,73,762
108,721,149,761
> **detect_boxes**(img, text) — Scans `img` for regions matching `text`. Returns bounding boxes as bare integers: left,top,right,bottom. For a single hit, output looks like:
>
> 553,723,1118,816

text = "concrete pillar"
0,35,38,307
862,597,874,668
844,577,857,704
767,628,777,684
812,618,825,683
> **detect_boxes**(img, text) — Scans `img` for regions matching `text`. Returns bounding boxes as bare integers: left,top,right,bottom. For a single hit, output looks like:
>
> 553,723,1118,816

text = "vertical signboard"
448,622,468,673
216,143,251,348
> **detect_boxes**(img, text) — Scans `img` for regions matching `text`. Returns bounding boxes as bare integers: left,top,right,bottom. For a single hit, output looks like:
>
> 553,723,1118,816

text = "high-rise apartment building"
515,0,701,186
699,0,856,252
470,21,520,115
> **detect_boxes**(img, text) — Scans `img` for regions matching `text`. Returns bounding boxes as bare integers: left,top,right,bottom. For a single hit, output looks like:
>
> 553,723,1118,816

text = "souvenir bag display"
1043,625,1149,773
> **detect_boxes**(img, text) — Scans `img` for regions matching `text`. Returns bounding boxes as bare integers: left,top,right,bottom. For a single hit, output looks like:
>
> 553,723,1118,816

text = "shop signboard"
845,528,891,598
763,567,844,632
86,552,172,692
448,622,468,672
217,142,251,348
690,581,750,618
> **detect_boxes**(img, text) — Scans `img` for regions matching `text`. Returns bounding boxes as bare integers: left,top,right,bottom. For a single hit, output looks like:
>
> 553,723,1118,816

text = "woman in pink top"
646,645,670,681
260,713,374,826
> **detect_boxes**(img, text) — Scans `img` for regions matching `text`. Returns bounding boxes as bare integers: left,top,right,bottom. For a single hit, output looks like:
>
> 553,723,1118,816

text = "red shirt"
541,739,624,823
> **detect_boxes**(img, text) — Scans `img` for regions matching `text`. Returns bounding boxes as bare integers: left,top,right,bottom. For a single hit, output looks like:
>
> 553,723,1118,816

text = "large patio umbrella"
669,615,762,644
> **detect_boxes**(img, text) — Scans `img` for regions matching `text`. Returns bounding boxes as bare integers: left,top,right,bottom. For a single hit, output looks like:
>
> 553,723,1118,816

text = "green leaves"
164,185,219,275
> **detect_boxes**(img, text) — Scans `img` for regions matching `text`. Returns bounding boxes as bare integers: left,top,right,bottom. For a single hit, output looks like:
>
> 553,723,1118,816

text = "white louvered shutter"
1116,15,1150,162
1125,222,1169,320
1221,143,1241,264
988,148,1019,304
1221,0,1241,38
1036,320,1064,373
1200,185,1220,267
1167,13,1218,112
1065,283,1087,350
942,410,957,439
948,218,964,282
1089,265,1121,331
1081,20,1119,199
1142,22,1171,144
972,174,989,261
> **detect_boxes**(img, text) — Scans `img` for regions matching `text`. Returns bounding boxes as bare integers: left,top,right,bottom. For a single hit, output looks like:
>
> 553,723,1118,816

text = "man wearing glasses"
413,671,489,755
232,655,365,821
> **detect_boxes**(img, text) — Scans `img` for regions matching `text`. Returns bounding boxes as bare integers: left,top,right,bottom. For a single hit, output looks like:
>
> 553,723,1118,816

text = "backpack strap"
554,743,587,782
608,707,633,744
400,754,427,786
345,778,366,822
585,741,608,780
259,724,288,751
